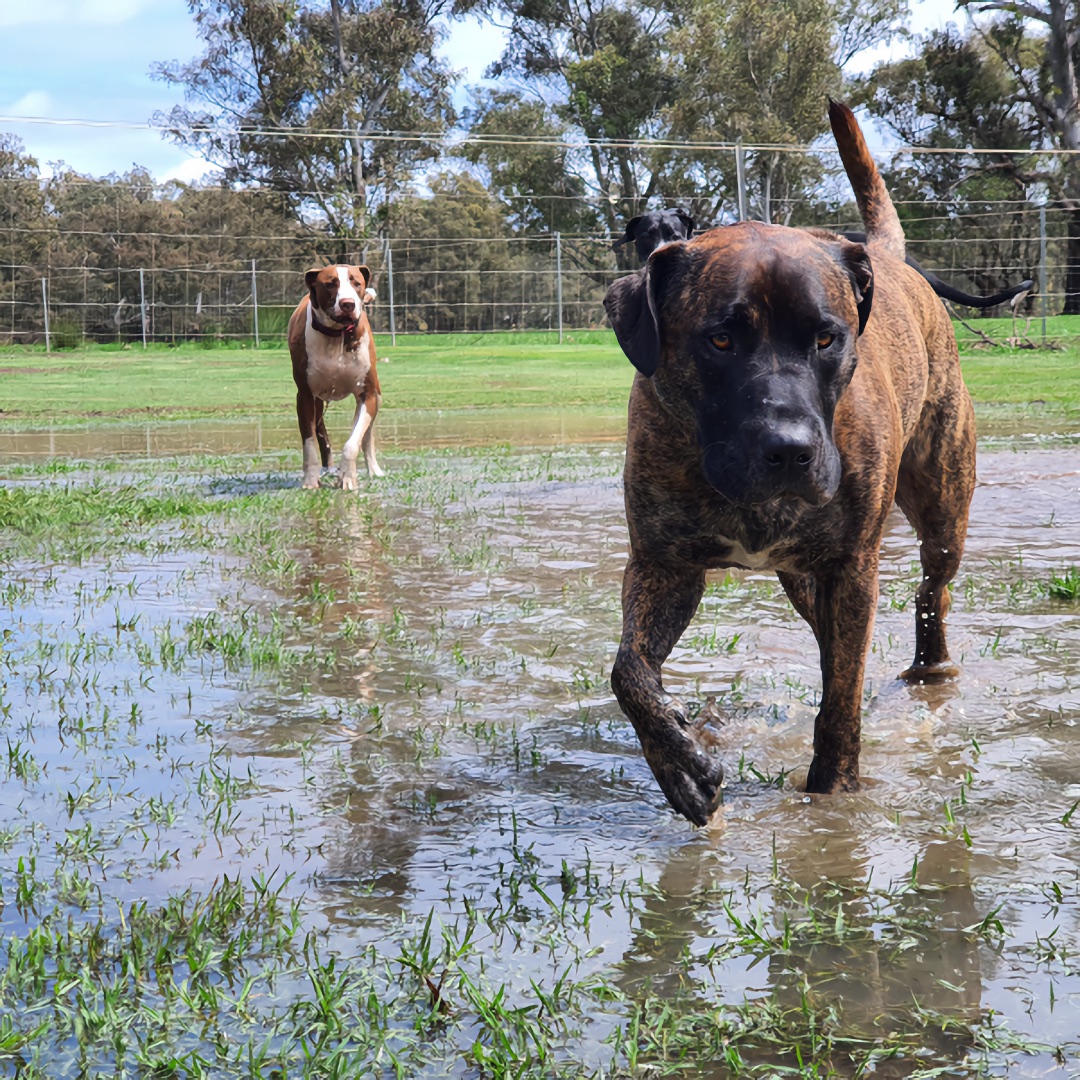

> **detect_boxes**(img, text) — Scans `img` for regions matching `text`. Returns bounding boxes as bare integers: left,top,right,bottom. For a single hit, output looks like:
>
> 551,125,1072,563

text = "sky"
0,0,970,183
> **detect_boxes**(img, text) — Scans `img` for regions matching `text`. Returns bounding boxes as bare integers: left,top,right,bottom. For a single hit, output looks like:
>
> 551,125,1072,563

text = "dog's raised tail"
828,99,904,261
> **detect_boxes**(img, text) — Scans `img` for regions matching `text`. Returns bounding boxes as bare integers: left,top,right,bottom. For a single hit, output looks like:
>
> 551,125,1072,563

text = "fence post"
1039,204,1048,345
735,140,748,222
556,231,564,344
251,259,260,347
139,268,148,349
41,277,50,354
383,240,397,347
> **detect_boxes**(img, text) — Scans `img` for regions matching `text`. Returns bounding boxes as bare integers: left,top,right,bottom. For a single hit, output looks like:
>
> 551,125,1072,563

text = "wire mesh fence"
0,154,1068,348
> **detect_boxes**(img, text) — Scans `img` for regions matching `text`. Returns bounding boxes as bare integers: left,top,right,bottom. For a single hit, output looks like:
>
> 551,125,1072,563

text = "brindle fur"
604,102,976,825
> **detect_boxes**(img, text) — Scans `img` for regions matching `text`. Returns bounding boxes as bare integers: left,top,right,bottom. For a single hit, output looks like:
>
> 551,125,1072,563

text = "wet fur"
604,102,976,825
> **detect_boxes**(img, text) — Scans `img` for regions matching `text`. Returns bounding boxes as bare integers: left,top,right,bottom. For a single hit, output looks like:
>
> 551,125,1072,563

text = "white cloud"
0,90,55,118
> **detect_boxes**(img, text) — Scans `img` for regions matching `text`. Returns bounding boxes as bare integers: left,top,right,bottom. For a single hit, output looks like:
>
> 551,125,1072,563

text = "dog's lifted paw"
643,697,725,827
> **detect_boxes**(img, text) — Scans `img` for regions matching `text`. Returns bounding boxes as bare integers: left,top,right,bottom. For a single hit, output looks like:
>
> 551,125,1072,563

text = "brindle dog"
604,101,976,825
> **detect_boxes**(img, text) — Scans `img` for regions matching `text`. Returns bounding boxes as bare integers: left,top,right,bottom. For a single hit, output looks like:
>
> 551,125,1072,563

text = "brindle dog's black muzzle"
701,427,840,506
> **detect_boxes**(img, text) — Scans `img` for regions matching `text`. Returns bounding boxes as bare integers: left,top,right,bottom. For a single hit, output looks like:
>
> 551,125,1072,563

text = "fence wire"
0,154,1065,347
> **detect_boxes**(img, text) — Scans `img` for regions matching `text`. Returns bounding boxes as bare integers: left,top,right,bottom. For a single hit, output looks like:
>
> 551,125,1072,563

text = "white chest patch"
304,312,372,402
722,541,779,571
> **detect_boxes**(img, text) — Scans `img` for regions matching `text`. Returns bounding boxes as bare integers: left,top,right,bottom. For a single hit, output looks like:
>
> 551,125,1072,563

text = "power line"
0,113,1072,157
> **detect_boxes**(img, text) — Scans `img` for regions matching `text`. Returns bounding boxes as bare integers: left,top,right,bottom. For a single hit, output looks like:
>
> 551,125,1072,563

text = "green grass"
0,331,631,424
3,322,1080,427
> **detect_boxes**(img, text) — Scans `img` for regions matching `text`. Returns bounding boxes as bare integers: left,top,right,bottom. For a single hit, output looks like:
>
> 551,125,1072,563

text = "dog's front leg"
339,396,376,491
611,557,724,826
804,556,880,794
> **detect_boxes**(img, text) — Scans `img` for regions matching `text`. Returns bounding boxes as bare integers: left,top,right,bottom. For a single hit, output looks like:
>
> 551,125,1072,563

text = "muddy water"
1,434,1079,1075
0,403,1073,461
0,407,628,460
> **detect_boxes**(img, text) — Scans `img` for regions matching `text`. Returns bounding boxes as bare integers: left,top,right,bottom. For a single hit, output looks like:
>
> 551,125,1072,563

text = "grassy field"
1,322,1079,427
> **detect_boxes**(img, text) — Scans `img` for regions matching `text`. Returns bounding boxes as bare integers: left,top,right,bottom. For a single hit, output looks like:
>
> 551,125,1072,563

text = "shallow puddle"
0,431,1078,1076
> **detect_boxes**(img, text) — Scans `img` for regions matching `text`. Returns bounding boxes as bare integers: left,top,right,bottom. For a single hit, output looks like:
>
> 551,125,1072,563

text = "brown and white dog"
288,264,383,490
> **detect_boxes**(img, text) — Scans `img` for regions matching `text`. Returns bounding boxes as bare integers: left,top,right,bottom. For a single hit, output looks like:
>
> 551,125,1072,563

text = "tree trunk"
1063,203,1080,314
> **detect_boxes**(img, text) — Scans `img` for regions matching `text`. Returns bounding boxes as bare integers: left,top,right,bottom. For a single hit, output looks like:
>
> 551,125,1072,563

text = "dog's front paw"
640,701,725,826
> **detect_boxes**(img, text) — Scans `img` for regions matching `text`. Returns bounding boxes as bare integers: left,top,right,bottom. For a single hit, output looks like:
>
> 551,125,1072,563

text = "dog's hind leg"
314,399,332,469
296,389,323,489
894,381,976,682
611,558,724,826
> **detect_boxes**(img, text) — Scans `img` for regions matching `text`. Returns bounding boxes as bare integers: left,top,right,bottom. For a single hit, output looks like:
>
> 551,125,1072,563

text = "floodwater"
0,408,629,460
1,418,1079,1075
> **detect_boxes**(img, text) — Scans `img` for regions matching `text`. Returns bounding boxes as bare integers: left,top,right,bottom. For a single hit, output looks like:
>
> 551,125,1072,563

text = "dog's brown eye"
816,332,834,350
711,333,732,351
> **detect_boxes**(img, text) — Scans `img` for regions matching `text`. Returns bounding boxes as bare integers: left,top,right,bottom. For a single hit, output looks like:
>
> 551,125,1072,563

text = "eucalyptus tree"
151,0,459,253
860,27,1042,301
465,0,905,248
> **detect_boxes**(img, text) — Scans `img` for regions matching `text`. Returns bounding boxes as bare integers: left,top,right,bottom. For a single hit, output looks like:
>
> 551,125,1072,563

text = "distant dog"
841,231,1034,309
615,209,695,264
288,265,383,490
619,211,1033,309
604,102,976,824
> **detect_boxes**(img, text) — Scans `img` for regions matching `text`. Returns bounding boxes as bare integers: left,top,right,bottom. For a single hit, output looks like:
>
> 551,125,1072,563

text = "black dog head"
604,222,874,508
615,209,695,264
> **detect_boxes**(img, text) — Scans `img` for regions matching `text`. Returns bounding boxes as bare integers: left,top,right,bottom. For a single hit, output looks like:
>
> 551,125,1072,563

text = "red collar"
311,311,356,338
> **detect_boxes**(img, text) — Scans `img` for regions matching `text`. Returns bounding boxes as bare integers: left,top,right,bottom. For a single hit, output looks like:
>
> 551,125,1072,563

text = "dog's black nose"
338,298,356,315
761,425,815,473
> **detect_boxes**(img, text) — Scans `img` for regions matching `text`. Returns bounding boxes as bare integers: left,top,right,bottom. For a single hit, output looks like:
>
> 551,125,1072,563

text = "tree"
467,0,905,248
387,170,525,331
471,0,677,255
667,0,842,226
862,27,1039,289
463,91,590,237
865,2,1080,311
152,0,459,252
0,135,50,343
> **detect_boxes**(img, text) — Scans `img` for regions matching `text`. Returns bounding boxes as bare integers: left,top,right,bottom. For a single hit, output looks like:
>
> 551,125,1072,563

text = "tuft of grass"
1048,567,1080,601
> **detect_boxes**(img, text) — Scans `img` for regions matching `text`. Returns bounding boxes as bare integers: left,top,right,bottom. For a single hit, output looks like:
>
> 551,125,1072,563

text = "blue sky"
0,0,966,182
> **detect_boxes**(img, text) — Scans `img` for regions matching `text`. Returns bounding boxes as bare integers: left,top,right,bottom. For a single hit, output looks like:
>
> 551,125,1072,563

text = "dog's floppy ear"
613,216,642,251
674,208,695,236
354,265,372,289
838,239,873,335
305,267,323,292
604,265,661,377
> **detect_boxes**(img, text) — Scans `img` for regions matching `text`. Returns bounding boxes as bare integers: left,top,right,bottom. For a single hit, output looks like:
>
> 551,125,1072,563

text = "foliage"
859,27,1042,302
862,4,1080,311
151,0,459,246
